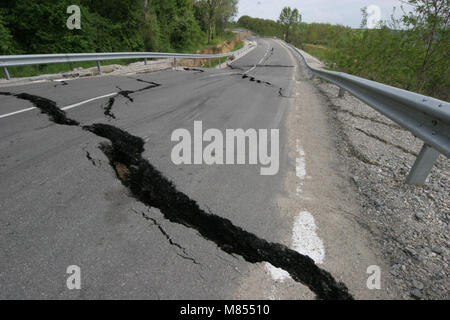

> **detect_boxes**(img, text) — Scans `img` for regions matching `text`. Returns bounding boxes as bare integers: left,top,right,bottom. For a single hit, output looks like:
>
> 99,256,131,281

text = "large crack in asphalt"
0,92,79,126
226,55,289,98
183,67,205,73
105,79,161,119
238,74,288,98
241,73,272,86
82,123,354,300
3,88,354,300
104,97,117,119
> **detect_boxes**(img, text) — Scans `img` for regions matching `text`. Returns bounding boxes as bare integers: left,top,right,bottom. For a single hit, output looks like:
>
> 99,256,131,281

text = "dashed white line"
265,138,326,283
296,139,306,194
265,211,326,282
292,211,325,264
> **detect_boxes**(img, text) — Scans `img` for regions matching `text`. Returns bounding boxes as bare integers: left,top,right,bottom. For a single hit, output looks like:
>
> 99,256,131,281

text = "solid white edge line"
0,92,118,120
0,107,37,119
61,92,118,111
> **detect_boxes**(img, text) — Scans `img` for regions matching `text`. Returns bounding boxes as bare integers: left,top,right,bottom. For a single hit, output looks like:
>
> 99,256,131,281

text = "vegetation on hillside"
238,0,449,101
0,0,239,78
0,0,238,55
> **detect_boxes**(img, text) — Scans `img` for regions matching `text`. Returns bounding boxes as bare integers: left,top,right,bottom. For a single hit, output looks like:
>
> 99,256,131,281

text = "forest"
238,0,449,101
0,0,448,101
0,0,238,54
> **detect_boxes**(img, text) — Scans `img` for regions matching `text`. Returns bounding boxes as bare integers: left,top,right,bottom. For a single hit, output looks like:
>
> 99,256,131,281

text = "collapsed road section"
1,89,353,300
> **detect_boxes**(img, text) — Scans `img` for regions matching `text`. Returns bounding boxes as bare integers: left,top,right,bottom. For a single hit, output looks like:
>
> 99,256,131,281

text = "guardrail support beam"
338,87,345,97
406,144,440,185
174,58,177,68
2,67,10,80
144,58,147,65
208,58,211,68
97,61,101,74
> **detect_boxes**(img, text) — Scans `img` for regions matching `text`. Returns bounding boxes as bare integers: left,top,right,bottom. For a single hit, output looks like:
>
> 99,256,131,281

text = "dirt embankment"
182,31,252,67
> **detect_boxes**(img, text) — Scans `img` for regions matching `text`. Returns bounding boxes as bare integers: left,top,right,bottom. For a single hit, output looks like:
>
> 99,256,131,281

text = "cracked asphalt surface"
0,38,383,299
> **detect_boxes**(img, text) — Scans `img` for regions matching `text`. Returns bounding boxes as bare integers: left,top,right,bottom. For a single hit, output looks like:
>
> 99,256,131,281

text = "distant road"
0,38,387,300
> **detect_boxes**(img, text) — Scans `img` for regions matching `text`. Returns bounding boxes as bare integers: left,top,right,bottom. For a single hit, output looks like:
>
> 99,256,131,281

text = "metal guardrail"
284,41,449,185
0,44,256,80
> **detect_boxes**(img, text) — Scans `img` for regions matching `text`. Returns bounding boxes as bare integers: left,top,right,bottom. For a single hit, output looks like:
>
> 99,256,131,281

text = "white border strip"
0,92,118,119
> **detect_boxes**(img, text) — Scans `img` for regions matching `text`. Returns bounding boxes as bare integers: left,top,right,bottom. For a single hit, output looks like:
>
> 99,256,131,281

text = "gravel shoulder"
312,75,449,300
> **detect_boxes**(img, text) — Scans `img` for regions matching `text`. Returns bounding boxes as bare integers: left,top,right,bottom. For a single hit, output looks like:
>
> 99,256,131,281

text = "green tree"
0,15,14,54
401,0,450,94
195,0,238,43
278,7,301,42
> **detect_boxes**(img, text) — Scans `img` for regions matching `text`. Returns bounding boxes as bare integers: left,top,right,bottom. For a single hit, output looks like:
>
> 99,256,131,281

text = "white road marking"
265,139,325,282
0,107,38,119
292,211,326,264
265,264,290,282
258,43,271,65
61,92,117,111
243,65,257,75
296,139,306,194
242,44,270,76
265,211,326,282
0,92,118,119
53,78,79,83
30,80,47,84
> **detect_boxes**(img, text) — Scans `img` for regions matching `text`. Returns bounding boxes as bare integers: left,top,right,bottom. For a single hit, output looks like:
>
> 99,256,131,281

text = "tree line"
237,0,449,101
0,0,238,55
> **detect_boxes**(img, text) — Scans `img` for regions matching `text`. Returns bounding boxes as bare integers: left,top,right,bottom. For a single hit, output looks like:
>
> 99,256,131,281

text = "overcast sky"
237,0,413,28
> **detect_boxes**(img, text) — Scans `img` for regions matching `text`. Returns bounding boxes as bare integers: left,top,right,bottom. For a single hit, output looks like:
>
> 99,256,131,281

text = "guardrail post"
193,58,197,66
406,144,440,185
2,67,10,80
219,57,221,66
338,87,345,98
208,58,211,68
96,61,101,74
174,58,177,68
144,58,147,65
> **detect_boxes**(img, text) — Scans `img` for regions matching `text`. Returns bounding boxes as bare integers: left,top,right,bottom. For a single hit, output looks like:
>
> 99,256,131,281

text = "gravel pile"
315,79,449,300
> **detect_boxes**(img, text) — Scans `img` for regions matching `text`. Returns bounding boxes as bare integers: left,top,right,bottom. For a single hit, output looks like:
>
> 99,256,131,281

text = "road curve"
0,38,383,300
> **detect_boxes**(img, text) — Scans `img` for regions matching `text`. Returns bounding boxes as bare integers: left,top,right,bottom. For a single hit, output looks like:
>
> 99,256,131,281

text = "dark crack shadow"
4,90,353,300
8,92,79,126
53,81,68,88
183,67,205,73
82,123,354,300
236,74,288,99
104,97,117,119
105,78,161,118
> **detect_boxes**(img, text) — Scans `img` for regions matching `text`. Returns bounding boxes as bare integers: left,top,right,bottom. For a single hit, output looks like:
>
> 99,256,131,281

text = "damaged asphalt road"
0,38,354,299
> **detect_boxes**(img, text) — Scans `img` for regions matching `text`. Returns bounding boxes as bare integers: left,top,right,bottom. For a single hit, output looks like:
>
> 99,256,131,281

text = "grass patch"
302,43,329,62
233,41,244,51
